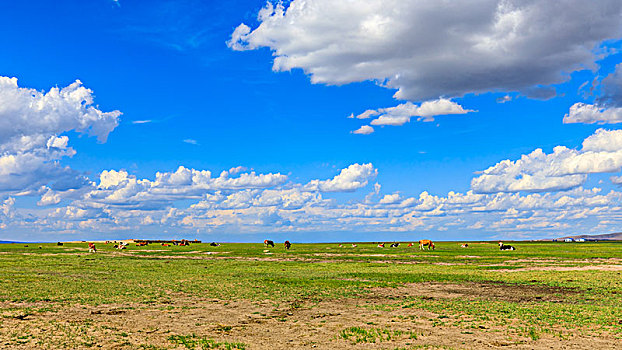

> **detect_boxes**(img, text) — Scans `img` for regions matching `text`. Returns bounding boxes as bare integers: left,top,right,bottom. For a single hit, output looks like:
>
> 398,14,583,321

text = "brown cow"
284,240,291,250
419,240,435,250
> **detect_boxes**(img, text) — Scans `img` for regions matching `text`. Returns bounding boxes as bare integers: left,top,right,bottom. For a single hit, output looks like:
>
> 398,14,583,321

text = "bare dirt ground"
1,282,619,349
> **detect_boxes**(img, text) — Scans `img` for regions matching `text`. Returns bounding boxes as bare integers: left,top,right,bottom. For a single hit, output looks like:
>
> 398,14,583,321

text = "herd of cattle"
84,240,518,252
261,239,517,251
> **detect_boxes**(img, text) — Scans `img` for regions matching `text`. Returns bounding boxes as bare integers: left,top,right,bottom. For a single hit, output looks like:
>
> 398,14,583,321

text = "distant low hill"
555,232,622,241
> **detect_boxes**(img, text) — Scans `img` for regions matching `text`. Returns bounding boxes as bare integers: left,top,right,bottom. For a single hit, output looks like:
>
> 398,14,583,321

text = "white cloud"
379,193,401,204
496,95,512,103
351,125,374,135
471,129,622,193
364,99,473,126
38,188,61,206
80,166,289,209
610,175,622,184
564,63,622,124
0,197,14,217
305,163,377,192
350,110,378,120
228,166,248,174
0,77,120,194
229,0,622,101
0,77,120,144
132,120,152,124
563,103,622,124
183,139,198,145
7,164,622,239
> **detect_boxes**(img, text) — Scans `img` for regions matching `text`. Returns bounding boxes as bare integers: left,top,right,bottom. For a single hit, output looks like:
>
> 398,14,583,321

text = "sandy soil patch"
496,264,622,272
1,283,618,349
374,281,580,303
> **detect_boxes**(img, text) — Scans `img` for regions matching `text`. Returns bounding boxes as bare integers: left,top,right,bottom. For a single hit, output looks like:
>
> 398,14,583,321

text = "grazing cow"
57,242,63,246
461,243,469,248
351,244,357,248
284,240,291,250
209,242,220,247
390,243,400,248
419,240,435,250
338,244,343,248
264,240,275,248
377,243,385,248
161,243,170,247
408,242,414,247
88,242,97,253
498,242,516,251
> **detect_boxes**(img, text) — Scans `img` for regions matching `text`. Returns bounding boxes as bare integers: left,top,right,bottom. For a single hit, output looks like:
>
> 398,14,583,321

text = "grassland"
0,241,621,349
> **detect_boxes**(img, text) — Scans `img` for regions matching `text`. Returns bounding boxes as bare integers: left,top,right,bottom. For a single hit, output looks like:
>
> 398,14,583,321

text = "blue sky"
1,0,622,242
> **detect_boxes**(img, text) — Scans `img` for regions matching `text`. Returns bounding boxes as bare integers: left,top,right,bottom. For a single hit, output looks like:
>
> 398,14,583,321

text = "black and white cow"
498,242,516,251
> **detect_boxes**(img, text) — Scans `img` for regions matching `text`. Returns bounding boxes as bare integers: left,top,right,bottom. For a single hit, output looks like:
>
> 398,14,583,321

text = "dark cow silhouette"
499,242,516,251
284,240,291,250
390,243,400,248
264,240,275,247
210,242,220,247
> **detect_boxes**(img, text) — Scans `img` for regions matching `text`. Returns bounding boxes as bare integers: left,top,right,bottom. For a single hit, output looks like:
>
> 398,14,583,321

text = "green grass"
168,334,246,349
1,241,621,338
339,326,416,344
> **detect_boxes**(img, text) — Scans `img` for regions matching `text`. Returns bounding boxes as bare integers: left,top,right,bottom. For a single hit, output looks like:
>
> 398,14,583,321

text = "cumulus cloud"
472,129,622,193
305,163,377,192
0,77,120,144
228,166,248,174
358,99,473,126
228,0,622,101
563,103,622,124
37,188,62,206
564,63,622,124
379,193,401,204
351,125,374,135
7,164,622,239
81,166,289,209
0,77,120,194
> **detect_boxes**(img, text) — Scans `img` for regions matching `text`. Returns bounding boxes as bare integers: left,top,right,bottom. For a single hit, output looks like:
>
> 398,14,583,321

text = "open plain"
0,241,621,349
